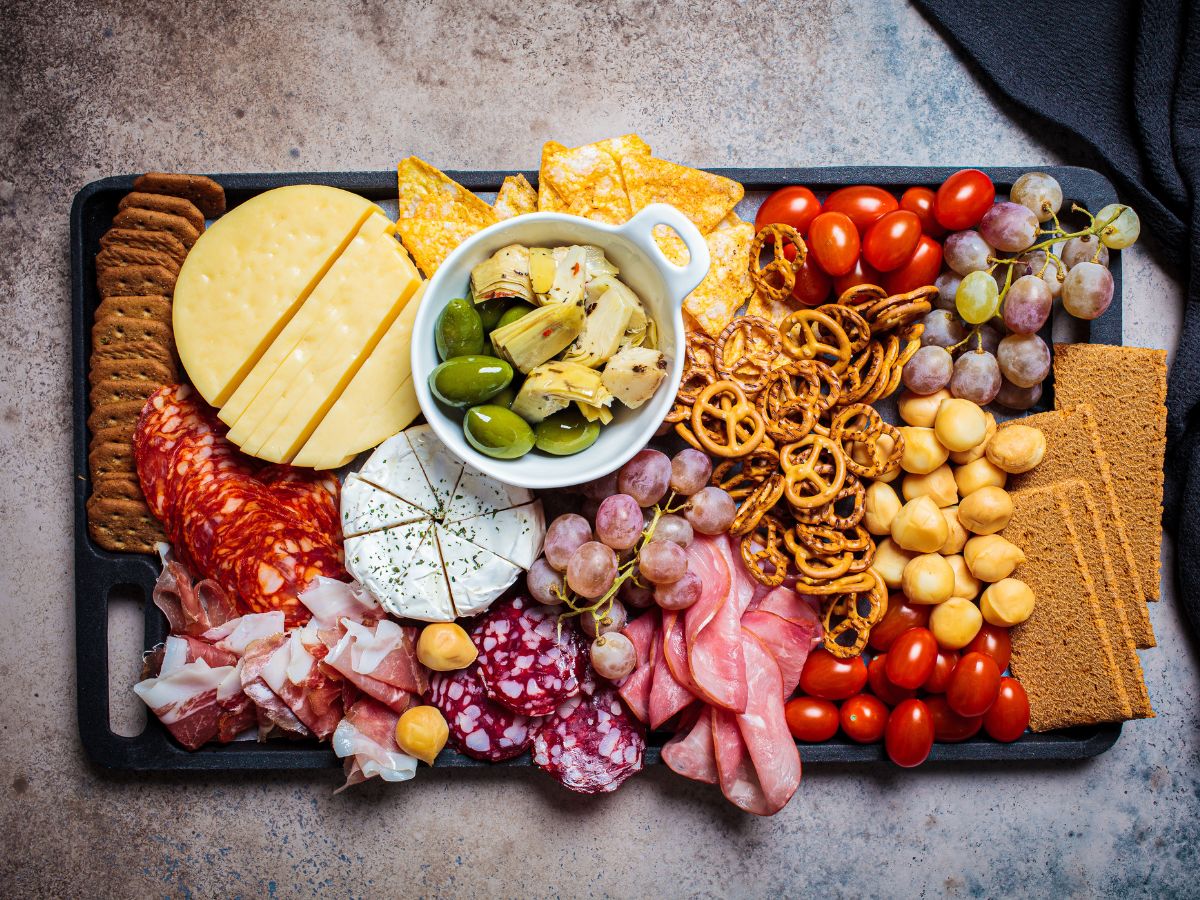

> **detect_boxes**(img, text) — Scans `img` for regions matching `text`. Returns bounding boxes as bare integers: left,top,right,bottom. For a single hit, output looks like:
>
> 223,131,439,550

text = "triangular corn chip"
542,142,631,225
493,174,538,220
538,142,569,212
396,157,497,228
595,133,652,160
395,218,481,277
683,213,755,337
616,153,743,234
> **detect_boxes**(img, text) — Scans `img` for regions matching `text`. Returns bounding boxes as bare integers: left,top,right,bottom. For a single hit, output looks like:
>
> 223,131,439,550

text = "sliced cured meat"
648,619,696,729
662,704,718,785
299,577,381,627
662,610,702,696
684,536,747,713
250,630,343,739
532,686,645,794
159,633,238,672
741,609,819,699
259,467,341,537
718,534,757,620
201,611,286,657
133,658,246,750
616,613,657,724
318,618,428,713
134,384,209,520
712,707,772,816
320,624,417,716
332,697,418,790
240,633,312,738
734,631,802,814
151,546,238,637
428,664,537,762
471,595,581,717
756,585,822,628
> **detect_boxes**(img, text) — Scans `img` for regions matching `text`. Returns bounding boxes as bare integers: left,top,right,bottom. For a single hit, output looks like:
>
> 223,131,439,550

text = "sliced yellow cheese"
174,185,378,405
218,212,394,429
292,286,426,469
229,231,422,462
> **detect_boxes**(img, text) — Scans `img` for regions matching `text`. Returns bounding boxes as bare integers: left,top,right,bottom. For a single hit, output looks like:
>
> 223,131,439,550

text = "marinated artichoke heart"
511,361,614,424
529,247,556,296
490,303,584,374
546,246,588,306
576,400,613,425
602,346,668,409
563,276,638,368
617,291,657,351
553,244,619,280
471,244,533,303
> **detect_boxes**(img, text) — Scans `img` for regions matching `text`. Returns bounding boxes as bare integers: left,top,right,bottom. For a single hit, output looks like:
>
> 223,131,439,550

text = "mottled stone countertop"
2,1,1195,896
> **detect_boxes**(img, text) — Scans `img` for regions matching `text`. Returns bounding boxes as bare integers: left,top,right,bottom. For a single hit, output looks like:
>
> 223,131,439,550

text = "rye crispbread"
1004,485,1133,730
1007,405,1154,648
111,207,199,249
88,355,175,387
95,245,180,275
88,440,136,478
117,192,206,233
88,376,162,409
99,228,187,265
132,172,226,217
1053,343,1167,601
85,496,164,554
95,264,177,299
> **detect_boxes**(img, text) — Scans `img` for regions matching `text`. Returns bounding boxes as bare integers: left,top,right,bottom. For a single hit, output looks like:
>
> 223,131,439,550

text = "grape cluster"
525,448,736,682
908,172,1140,409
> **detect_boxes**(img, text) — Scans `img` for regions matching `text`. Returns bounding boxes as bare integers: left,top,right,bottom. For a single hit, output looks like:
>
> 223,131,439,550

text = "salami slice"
531,686,645,794
134,384,209,520
428,664,537,762
471,595,582,717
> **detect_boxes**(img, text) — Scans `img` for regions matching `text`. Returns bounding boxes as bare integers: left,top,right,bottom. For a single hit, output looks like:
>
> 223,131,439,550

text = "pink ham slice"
684,536,747,713
712,707,772,815
617,613,656,724
661,610,703,696
757,585,822,627
661,704,718,785
741,610,819,700
734,630,802,814
648,620,696,729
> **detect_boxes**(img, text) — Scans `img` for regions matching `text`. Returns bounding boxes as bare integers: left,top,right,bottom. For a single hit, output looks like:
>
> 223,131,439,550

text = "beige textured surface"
2,0,1196,896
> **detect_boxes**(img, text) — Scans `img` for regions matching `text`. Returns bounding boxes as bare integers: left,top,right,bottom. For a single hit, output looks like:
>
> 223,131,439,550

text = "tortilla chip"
746,289,798,327
683,214,755,337
395,218,481,277
615,153,743,234
541,142,631,225
654,225,690,265
538,142,569,212
396,157,497,228
493,174,538,220
595,133,651,159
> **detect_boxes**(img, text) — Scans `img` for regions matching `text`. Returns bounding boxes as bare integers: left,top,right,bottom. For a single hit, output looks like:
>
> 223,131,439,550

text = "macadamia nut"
903,464,958,508
898,388,951,427
865,481,902,535
934,398,988,452
957,485,1014,535
980,578,1036,626
902,553,955,605
900,427,950,474
891,495,951,553
954,457,1008,497
986,424,1047,474
964,534,1026,582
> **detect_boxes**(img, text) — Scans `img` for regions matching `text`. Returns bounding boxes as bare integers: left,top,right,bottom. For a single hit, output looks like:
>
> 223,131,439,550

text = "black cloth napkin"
912,0,1199,632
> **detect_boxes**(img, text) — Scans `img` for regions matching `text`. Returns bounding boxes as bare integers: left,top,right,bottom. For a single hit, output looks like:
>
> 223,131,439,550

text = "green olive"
496,303,536,329
464,405,535,459
435,298,484,361
475,298,508,331
429,356,513,409
534,407,601,456
489,384,517,409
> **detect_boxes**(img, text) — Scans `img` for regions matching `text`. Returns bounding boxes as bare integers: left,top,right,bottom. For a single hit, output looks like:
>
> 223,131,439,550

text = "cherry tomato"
885,698,934,767
934,168,996,230
867,654,917,707
784,696,839,742
862,210,923,272
925,695,983,742
965,623,1012,672
868,594,930,652
823,185,899,232
983,677,1030,742
885,627,938,690
756,185,822,236
808,212,861,277
799,648,868,700
922,649,960,694
900,186,945,237
840,694,889,743
947,652,1002,718
883,235,943,294
792,257,834,306
833,255,883,296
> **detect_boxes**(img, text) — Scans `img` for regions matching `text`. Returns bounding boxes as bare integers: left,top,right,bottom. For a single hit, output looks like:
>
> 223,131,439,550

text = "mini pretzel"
791,522,873,556
866,286,936,333
663,402,690,424
789,470,865,530
691,380,766,458
739,513,790,587
677,364,716,404
820,570,887,657
796,569,878,596
837,284,888,313
748,223,805,302
837,341,886,405
715,317,779,396
674,420,702,451
712,446,779,499
779,309,852,373
781,434,846,509
686,332,717,372
829,403,904,479
730,473,785,536
821,304,872,355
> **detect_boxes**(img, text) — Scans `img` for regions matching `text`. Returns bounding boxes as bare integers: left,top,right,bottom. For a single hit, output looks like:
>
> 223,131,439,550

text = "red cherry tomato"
756,185,822,236
784,696,839,742
868,594,930,652
823,185,899,232
833,255,883,296
885,698,934,767
792,257,834,306
925,695,983,742
983,677,1030,742
862,210,923,272
947,652,1002,718
885,627,939,690
965,623,1012,672
808,212,861,277
922,649,960,694
934,169,996,230
883,235,943,294
840,694,889,744
799,647,868,700
867,654,918,707
900,186,945,237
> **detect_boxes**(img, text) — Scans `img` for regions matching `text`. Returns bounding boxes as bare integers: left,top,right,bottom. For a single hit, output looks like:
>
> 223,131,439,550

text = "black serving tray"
72,166,1123,771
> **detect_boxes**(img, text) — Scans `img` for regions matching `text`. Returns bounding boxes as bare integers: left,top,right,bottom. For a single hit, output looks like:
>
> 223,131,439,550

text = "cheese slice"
344,521,432,613
174,185,378,406
340,473,428,538
446,502,545,569
387,527,456,622
444,466,535,523
406,425,465,516
292,285,426,469
435,525,522,618
354,432,440,517
218,212,394,429
228,229,422,461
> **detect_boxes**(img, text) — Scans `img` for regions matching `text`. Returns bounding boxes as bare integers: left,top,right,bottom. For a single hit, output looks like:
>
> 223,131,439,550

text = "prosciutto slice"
152,545,238,637
319,619,425,714
201,611,286,657
158,634,237,672
661,705,718,785
299,576,381,627
684,536,747,713
333,697,418,790
240,633,312,739
133,658,247,750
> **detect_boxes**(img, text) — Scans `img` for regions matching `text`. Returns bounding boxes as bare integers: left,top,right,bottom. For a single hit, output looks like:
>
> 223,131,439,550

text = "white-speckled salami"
470,595,582,717
531,685,645,794
428,664,538,762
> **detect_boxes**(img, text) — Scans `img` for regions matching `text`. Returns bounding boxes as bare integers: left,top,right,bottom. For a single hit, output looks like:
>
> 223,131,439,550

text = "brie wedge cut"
340,473,427,538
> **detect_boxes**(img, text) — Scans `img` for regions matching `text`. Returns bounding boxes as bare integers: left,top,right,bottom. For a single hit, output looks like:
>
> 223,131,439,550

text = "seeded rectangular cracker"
492,174,538,220
683,213,756,338
95,295,172,325
99,228,187,265
91,474,145,504
87,399,149,433
88,440,136,479
89,377,163,409
96,245,180,275
96,264,177,299
90,425,135,447
90,339,177,376
92,314,174,352
111,207,199,249
89,355,175,387
118,191,206,233
132,172,225,217
86,496,165,554
1053,343,1167,601
1004,485,1133,730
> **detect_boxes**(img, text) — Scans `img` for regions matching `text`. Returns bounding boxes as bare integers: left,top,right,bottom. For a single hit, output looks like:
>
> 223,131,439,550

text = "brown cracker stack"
99,228,188,265
88,356,176,388
1004,485,1134,730
86,497,164,554
91,338,177,373
95,263,177,299
95,245,180,275
1007,405,1154,648
132,172,226,217
111,207,199,249
95,295,172,326
1053,343,1167,601
117,192,206,233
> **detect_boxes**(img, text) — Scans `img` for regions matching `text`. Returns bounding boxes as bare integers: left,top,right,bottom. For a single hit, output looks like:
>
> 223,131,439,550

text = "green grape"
1095,203,1140,249
955,270,1000,325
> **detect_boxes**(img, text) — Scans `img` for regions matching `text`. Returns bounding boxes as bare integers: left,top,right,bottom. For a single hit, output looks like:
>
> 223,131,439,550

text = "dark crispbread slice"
95,295,172,326
88,440,136,478
86,496,164,554
89,377,163,409
95,244,180,275
96,264,177,299
1061,481,1154,715
99,228,187,265
1007,405,1153,647
91,315,175,356
88,355,175,387
132,172,226,217
118,192,205,233
90,424,134,446
1004,485,1132,730
111,207,199,249
1053,343,1167,600
87,400,148,433
90,338,176,373
91,475,144,503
